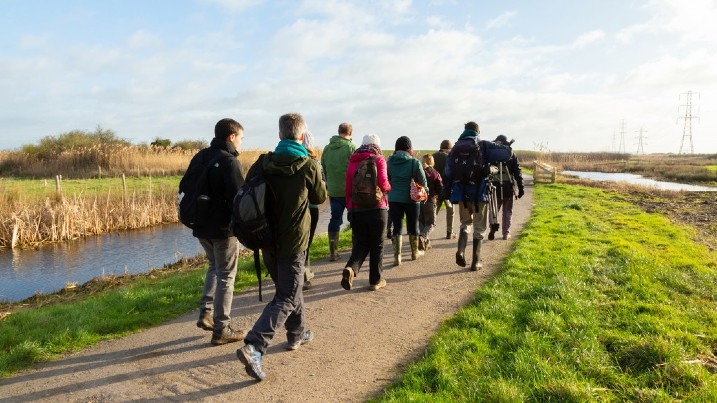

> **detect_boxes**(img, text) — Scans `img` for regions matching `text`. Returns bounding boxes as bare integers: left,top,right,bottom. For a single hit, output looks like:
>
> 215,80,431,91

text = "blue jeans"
389,201,420,236
245,250,306,355
198,237,239,331
328,196,347,233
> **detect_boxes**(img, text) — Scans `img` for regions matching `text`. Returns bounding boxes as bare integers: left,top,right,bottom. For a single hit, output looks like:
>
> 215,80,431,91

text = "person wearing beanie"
432,139,455,239
302,129,319,290
440,120,511,271
340,133,391,291
321,123,356,261
487,135,524,241
183,118,245,345
386,136,428,265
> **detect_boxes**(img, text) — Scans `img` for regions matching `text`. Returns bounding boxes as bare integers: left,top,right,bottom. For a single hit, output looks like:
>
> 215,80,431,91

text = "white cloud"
572,30,605,48
127,30,163,49
485,11,515,31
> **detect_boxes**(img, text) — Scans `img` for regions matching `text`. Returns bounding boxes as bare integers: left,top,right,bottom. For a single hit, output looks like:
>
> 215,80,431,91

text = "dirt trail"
0,181,534,403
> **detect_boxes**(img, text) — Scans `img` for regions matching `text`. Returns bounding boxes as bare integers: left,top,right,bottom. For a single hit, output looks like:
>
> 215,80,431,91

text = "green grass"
707,165,717,172
376,184,717,402
0,176,181,199
0,230,352,378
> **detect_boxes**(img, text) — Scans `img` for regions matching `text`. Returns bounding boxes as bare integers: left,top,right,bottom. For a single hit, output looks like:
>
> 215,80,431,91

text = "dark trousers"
389,201,420,236
245,249,306,355
346,209,387,285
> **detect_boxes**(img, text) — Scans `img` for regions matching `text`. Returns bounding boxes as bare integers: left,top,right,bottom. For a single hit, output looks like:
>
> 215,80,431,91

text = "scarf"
274,138,309,157
355,143,382,156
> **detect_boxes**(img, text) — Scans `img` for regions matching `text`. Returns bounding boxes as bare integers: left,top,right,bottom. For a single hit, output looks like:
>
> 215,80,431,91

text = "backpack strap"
254,249,263,301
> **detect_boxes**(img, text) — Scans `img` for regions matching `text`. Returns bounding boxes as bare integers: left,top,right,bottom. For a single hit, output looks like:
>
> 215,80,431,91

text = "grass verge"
0,230,352,378
376,183,717,402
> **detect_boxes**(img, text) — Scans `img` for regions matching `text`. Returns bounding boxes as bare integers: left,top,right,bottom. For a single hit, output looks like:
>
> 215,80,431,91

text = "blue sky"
1,0,715,154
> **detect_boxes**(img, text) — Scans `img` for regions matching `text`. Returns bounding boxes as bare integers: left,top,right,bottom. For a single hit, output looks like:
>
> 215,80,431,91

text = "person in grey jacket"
187,118,245,346
386,136,427,266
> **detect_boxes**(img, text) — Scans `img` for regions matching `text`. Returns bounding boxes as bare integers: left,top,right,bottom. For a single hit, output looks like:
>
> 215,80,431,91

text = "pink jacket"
345,151,391,210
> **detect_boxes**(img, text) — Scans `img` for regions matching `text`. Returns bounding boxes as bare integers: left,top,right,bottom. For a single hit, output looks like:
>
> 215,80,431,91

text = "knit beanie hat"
302,130,315,150
395,136,412,152
362,133,381,148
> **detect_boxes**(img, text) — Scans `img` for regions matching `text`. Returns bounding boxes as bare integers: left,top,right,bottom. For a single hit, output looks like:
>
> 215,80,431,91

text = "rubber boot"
455,230,468,267
392,234,402,266
303,253,314,290
470,240,483,271
409,235,424,260
328,232,340,261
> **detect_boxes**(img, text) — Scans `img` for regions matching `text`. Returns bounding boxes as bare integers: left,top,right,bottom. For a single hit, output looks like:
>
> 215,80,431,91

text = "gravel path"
0,181,534,403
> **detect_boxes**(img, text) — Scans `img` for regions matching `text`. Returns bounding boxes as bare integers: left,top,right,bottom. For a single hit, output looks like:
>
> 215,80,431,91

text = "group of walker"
326,120,524,291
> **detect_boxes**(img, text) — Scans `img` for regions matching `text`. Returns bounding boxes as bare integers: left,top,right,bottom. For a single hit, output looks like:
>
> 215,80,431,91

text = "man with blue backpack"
442,121,512,271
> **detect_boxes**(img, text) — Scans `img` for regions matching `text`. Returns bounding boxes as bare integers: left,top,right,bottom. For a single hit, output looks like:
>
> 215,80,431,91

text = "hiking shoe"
237,344,266,381
196,309,213,331
341,267,354,290
369,278,387,291
303,280,312,291
446,232,456,240
503,234,511,240
211,324,245,346
488,230,496,241
286,330,314,351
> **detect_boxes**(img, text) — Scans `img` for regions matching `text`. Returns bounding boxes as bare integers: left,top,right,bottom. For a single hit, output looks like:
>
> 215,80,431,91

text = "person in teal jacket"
386,136,427,266
320,123,356,261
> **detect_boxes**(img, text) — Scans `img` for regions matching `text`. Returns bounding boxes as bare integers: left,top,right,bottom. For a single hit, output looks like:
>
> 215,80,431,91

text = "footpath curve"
0,180,534,403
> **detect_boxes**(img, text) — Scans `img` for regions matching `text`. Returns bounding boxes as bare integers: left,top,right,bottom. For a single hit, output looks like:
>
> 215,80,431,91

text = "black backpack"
231,154,275,301
351,156,382,208
177,153,224,229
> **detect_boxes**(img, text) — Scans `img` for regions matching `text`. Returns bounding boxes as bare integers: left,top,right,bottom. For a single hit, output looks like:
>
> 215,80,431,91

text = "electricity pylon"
678,91,700,154
635,128,647,154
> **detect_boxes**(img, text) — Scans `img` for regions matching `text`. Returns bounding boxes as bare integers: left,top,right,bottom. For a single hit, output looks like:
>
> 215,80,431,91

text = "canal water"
0,203,345,303
561,171,717,192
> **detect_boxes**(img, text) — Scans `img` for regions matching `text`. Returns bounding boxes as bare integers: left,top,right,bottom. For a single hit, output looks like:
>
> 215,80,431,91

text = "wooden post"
122,173,127,202
98,165,102,178
55,175,62,193
533,161,556,184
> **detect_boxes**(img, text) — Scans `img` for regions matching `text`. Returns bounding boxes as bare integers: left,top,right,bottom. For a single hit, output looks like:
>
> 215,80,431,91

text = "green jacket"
255,152,327,257
321,135,356,197
387,151,427,203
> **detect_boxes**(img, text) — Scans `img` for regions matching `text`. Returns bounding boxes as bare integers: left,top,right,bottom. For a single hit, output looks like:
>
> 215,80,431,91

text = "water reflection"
561,171,717,192
1,224,204,303
0,203,346,303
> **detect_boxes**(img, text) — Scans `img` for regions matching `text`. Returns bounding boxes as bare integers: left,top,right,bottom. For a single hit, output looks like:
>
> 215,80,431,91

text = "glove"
518,188,525,199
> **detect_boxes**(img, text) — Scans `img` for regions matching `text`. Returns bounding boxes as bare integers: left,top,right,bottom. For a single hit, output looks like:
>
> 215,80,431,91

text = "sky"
1,0,716,154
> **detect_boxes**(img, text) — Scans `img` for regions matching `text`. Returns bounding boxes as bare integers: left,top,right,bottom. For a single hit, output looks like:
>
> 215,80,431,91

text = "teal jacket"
386,151,427,203
321,135,356,197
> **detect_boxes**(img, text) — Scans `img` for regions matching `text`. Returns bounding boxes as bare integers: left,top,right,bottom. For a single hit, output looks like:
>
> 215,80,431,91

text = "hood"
325,135,354,151
263,152,311,176
349,151,375,164
453,136,478,153
210,136,239,156
389,150,414,165
458,129,479,141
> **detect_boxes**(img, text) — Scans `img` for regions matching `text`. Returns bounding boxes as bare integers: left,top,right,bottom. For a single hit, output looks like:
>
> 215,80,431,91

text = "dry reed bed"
0,190,177,249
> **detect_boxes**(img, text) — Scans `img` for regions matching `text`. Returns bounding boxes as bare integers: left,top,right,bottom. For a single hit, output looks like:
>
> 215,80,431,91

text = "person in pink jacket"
340,134,391,291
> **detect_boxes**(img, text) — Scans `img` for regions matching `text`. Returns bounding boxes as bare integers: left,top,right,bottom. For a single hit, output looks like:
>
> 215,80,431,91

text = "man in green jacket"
320,123,356,261
237,113,328,381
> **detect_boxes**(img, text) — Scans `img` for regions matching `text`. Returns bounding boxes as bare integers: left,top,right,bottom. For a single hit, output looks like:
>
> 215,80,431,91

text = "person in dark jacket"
418,154,442,251
237,112,328,382
187,118,245,346
432,140,455,239
487,135,524,240
387,136,427,266
341,134,391,291
441,121,493,271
